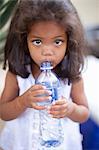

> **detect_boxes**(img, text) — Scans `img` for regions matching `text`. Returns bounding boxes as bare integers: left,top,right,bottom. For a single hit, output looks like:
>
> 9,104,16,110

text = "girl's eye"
32,39,42,46
54,39,63,46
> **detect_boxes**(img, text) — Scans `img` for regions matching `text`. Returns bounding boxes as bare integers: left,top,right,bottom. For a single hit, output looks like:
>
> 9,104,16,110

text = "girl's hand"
47,97,75,119
20,84,52,110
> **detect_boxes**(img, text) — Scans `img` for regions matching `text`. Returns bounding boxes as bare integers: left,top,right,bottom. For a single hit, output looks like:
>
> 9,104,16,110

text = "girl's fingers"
49,103,66,111
50,99,67,111
30,84,46,91
32,95,52,103
47,99,68,118
52,115,65,119
48,108,66,118
23,85,52,108
48,101,74,118
52,99,66,105
30,89,52,97
29,84,52,97
31,102,45,110
28,84,52,103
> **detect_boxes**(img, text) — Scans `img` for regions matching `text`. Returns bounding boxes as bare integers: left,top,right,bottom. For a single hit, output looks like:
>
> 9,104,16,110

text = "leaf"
0,1,11,12
0,53,4,62
0,40,6,53
0,0,18,29
0,30,8,42
0,0,4,9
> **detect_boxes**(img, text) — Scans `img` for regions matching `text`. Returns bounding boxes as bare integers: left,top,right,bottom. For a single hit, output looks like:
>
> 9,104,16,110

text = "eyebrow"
29,34,66,39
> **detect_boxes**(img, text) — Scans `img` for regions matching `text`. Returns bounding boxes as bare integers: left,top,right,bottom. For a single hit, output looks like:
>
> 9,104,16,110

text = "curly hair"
4,0,86,82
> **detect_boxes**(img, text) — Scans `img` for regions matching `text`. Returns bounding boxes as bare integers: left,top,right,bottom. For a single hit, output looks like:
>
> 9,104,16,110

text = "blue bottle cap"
40,61,53,70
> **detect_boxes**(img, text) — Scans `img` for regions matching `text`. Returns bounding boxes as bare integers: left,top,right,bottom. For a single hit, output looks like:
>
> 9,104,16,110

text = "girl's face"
27,21,67,69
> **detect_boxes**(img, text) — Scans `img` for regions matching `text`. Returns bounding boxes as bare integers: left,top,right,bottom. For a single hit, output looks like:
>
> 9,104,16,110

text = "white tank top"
0,74,82,150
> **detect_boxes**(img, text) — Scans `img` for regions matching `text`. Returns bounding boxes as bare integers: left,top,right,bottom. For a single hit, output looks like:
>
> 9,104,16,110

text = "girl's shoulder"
0,70,19,101
70,77,88,106
71,77,84,95
71,76,83,88
16,73,35,95
5,70,18,89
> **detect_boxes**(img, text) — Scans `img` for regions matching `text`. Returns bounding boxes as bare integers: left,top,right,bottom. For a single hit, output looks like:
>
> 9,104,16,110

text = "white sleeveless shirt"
0,74,82,150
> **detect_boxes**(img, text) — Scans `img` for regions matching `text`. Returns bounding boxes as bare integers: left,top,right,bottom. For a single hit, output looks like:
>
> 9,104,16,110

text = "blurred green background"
0,0,18,62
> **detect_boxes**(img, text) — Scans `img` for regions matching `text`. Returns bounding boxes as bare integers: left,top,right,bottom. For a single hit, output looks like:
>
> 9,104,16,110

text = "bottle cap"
40,61,53,70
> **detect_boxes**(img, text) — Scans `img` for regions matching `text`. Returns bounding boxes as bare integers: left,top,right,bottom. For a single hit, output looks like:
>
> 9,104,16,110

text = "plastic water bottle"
36,61,64,148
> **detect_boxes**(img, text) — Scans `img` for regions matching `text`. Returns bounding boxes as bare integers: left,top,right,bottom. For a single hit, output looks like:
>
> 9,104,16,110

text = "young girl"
0,0,89,150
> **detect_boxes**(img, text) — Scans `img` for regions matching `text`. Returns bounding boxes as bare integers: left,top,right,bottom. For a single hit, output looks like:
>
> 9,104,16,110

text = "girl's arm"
0,71,27,120
0,71,51,121
68,77,89,122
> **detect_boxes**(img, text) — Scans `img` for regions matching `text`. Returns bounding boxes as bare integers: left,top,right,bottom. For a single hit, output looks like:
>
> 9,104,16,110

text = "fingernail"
48,114,53,118
46,106,51,110
42,86,46,89
47,90,52,95
48,96,52,101
47,110,50,114
52,101,56,105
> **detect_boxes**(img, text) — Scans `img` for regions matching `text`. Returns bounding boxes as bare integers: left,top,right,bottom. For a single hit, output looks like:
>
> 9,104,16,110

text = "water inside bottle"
39,111,63,147
40,139,62,147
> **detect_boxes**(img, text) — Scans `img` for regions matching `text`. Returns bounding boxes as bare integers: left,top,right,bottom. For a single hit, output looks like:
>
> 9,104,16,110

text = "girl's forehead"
28,20,66,37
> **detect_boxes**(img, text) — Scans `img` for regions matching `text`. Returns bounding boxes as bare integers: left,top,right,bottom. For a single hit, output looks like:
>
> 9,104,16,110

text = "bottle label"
37,84,62,106
50,87,61,102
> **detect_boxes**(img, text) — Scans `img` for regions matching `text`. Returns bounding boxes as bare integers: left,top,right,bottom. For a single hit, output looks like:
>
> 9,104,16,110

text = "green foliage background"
0,0,18,61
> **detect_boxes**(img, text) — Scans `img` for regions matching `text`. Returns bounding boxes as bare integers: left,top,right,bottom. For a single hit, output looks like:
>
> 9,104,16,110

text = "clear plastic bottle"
36,61,64,148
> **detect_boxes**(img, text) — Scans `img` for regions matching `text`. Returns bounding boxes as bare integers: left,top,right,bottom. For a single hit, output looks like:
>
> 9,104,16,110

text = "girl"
0,0,89,150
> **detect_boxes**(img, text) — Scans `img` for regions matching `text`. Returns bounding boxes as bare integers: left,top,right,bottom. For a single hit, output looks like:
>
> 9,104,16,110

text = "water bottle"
36,61,64,148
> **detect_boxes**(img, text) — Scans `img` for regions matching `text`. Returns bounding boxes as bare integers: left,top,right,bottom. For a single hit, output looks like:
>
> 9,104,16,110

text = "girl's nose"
41,45,54,56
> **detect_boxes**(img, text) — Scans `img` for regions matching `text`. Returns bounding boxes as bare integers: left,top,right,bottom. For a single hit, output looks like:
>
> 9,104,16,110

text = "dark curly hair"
3,0,86,82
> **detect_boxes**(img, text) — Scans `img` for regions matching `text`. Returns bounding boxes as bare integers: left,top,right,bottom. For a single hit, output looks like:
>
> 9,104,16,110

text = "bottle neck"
40,61,53,72
43,69,51,73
